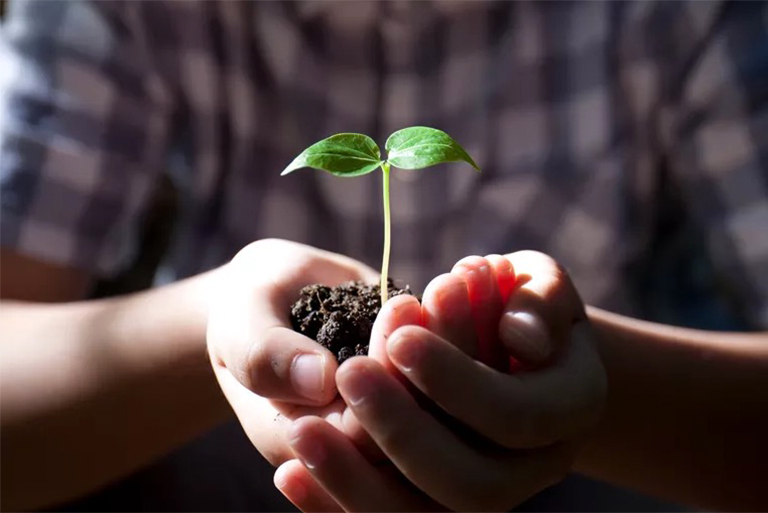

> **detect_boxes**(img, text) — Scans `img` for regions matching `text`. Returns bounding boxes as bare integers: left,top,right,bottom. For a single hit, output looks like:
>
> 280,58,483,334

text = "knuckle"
239,327,284,393
253,237,294,251
288,255,318,279
428,272,460,290
393,325,443,364
550,257,571,280
453,254,488,271
485,253,512,270
378,423,414,454
393,323,426,341
232,238,276,262
542,264,574,302
232,239,308,268
507,250,574,288
507,273,582,339
508,249,557,267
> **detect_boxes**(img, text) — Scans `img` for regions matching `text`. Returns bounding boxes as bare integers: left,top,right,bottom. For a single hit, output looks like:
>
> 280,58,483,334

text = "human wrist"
101,267,225,384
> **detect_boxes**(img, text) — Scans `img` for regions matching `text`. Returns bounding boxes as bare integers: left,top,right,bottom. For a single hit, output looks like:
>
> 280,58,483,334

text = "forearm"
0,269,233,511
576,306,768,510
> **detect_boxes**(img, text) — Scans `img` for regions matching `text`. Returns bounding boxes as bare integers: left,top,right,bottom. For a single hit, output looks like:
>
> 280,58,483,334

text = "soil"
290,280,413,363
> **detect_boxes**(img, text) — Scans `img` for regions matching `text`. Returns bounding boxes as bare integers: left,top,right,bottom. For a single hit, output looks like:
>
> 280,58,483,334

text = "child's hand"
278,251,606,511
432,251,585,371
415,250,606,446
206,239,382,466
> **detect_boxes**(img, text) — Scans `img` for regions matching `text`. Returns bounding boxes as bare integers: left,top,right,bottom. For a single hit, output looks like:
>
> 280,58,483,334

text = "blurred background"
1,0,755,511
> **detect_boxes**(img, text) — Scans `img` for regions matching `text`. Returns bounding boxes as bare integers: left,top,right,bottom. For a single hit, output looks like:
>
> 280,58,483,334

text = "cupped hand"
206,238,383,466
277,251,606,511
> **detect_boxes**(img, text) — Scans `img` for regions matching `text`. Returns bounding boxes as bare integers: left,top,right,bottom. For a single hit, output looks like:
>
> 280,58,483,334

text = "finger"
337,357,521,511
452,256,506,369
208,273,339,405
211,356,349,466
499,250,584,366
287,416,441,512
367,293,422,375
232,238,380,293
485,254,516,305
317,432,569,513
420,273,476,356
210,240,379,406
349,293,422,462
387,322,606,449
338,404,386,465
274,459,343,512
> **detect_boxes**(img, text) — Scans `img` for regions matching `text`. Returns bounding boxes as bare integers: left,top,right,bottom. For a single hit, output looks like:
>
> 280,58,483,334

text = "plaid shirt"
2,0,767,327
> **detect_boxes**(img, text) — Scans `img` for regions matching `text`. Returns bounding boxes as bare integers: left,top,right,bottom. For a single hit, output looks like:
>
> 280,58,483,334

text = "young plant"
281,126,479,307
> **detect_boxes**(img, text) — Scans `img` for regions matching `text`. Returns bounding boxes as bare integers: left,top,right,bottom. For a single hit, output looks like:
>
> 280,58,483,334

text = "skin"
275,252,768,512
0,240,380,510
276,251,606,512
577,308,768,510
210,246,607,513
2,241,606,511
3,241,767,511
0,251,233,510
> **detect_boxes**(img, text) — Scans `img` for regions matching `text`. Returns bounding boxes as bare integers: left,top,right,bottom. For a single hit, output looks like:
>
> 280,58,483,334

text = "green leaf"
385,126,480,171
280,133,384,177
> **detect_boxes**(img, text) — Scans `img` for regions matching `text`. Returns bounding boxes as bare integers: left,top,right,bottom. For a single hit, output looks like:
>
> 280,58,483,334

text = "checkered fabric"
2,0,767,326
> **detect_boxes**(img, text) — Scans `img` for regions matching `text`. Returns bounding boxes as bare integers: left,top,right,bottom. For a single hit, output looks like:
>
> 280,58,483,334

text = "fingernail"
341,367,376,406
387,296,422,327
290,354,325,401
499,311,551,361
461,265,494,301
387,333,423,372
274,467,306,503
289,430,326,470
454,265,476,280
434,280,469,318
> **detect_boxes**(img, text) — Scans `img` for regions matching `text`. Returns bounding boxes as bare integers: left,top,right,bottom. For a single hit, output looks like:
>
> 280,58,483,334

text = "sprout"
282,126,479,306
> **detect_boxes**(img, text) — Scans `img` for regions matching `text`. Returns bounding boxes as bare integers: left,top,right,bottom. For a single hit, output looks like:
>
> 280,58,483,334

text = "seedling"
281,126,479,306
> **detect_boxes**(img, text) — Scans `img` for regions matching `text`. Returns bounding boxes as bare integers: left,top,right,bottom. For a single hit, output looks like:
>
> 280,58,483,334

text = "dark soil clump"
290,280,413,363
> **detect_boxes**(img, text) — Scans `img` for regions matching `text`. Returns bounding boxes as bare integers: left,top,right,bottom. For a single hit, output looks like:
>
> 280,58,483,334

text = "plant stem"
380,162,391,307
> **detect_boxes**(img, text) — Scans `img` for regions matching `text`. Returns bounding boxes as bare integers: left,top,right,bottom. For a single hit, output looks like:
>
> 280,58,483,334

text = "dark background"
2,0,746,510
